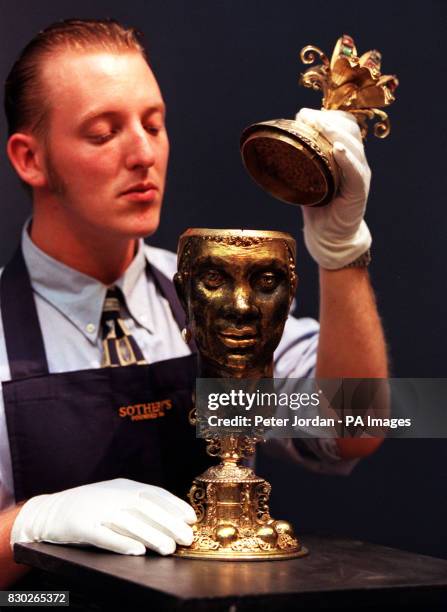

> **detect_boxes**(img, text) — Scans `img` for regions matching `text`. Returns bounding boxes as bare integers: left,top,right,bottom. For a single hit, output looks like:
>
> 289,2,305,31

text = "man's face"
186,239,293,377
39,50,169,239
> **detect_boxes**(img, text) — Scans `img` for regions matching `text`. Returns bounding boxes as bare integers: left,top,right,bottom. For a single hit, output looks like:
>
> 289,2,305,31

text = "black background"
0,0,446,558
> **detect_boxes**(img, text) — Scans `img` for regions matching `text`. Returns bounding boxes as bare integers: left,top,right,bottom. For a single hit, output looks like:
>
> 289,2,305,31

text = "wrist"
10,495,50,547
304,220,372,269
341,248,371,269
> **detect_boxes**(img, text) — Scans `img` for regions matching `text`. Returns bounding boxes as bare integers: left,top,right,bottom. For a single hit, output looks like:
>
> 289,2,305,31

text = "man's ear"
7,133,47,188
174,272,187,313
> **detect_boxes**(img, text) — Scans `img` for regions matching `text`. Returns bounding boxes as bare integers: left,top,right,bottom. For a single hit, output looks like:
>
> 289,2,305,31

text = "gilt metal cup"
173,228,307,560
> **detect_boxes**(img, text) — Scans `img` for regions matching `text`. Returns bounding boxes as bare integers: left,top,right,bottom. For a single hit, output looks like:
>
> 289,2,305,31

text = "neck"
30,204,137,285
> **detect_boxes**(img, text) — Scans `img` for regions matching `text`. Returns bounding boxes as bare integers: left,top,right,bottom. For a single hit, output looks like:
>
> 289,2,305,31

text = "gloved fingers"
105,511,176,555
92,525,146,555
317,125,365,164
296,108,361,139
333,142,370,196
297,110,364,163
320,108,361,137
96,479,195,523
139,486,197,525
129,498,194,546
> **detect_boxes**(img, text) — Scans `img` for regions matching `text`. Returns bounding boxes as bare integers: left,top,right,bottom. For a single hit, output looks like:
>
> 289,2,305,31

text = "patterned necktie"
101,287,147,367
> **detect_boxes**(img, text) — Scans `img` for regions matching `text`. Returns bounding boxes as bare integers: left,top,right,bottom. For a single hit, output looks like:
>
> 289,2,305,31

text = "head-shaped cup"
175,229,297,378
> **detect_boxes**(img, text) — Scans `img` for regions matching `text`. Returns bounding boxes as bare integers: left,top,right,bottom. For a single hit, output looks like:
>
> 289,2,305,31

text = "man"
0,19,387,587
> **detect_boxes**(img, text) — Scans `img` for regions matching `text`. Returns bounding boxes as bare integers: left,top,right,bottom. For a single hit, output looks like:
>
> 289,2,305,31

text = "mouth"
218,328,258,349
120,182,158,202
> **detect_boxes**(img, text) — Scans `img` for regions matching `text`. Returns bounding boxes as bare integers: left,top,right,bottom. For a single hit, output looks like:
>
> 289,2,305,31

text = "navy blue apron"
1,247,208,504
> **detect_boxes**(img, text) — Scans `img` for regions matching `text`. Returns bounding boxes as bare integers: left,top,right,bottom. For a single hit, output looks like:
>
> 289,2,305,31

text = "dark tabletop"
14,535,447,610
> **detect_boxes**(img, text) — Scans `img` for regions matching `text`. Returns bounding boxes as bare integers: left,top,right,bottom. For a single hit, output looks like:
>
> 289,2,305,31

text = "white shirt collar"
21,220,154,343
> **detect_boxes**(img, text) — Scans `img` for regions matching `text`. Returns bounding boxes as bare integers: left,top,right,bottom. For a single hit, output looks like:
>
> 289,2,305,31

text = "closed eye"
144,123,164,136
88,131,117,144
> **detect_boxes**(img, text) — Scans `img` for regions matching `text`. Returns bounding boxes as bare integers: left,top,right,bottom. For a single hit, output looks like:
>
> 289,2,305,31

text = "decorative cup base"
173,462,308,561
174,544,308,561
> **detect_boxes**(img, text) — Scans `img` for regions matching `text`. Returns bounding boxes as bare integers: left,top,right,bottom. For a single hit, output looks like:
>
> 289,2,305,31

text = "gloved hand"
11,478,196,556
295,108,372,269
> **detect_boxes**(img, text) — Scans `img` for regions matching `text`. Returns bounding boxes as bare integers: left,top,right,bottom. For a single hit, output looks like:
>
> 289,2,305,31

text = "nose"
124,125,156,171
227,283,259,321
234,285,250,313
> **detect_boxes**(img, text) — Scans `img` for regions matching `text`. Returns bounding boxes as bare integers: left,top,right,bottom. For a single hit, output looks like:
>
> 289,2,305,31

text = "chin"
120,208,162,239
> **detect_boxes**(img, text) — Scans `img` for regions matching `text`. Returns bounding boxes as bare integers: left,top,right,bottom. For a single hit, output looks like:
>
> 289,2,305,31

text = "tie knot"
102,286,123,322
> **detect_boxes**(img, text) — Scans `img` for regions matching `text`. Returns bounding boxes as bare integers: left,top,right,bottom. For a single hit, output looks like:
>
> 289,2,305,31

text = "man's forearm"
316,267,388,378
0,503,30,588
316,266,388,459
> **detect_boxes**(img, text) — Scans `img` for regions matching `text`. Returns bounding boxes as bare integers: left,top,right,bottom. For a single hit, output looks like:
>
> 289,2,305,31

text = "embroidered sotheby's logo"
118,400,173,421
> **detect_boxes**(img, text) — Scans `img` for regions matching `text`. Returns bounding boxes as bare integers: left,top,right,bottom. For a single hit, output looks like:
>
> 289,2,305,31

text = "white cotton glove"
295,108,372,269
11,478,196,556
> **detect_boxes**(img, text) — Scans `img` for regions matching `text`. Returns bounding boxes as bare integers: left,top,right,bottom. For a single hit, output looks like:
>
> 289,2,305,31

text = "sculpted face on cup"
175,231,297,378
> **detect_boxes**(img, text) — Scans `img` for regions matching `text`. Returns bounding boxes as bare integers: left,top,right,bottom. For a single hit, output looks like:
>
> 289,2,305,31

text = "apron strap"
0,247,49,379
147,262,197,354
